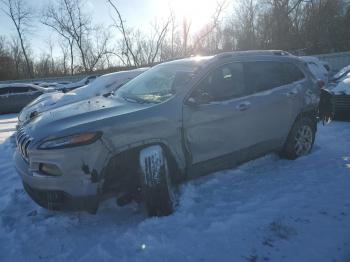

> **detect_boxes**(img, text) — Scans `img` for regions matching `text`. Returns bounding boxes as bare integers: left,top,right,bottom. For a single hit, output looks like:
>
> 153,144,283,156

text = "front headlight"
38,132,101,150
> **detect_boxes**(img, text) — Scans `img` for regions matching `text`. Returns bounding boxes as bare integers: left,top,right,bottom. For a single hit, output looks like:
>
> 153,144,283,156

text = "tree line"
0,0,349,81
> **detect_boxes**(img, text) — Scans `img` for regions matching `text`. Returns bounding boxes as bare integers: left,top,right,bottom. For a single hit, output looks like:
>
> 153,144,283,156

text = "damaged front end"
14,128,111,214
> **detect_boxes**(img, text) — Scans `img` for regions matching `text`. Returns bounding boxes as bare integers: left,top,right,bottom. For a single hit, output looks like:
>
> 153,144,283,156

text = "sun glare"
166,0,218,32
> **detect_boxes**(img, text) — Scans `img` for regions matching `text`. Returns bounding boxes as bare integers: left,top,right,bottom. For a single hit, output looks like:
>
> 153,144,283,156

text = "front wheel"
139,145,177,217
281,117,316,160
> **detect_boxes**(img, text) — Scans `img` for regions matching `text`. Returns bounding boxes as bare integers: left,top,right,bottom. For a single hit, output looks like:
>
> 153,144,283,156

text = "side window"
0,87,12,96
193,62,246,103
11,86,31,94
244,61,285,93
282,62,305,84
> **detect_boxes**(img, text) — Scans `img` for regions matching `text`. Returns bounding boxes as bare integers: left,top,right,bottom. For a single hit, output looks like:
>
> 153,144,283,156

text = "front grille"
16,127,32,161
334,95,350,111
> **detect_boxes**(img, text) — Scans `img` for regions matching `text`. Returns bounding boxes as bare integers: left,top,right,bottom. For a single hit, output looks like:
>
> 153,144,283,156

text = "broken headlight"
38,132,101,150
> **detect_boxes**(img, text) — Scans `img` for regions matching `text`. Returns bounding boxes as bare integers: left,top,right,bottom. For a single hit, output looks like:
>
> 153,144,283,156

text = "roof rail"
215,50,292,59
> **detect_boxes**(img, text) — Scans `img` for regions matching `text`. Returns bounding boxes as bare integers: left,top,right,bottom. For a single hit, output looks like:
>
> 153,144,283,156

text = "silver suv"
14,51,320,216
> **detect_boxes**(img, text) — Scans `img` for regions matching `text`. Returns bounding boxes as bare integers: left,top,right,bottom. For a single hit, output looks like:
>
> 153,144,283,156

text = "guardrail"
0,75,86,85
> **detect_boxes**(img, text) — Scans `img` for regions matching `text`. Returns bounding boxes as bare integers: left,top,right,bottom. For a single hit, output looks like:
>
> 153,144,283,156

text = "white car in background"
331,65,350,83
18,68,148,127
0,83,55,114
34,75,100,92
328,69,350,116
300,56,329,87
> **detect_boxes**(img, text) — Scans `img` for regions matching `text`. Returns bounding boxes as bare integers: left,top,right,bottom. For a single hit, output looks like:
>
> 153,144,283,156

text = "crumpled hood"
18,92,80,124
24,95,152,142
331,77,350,95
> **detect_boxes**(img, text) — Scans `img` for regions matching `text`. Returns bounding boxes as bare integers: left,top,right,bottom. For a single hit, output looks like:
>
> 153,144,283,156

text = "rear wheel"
139,145,177,217
281,117,316,160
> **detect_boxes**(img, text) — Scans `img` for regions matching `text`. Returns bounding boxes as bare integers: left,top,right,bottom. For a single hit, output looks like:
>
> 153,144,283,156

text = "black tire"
139,145,177,217
281,117,316,160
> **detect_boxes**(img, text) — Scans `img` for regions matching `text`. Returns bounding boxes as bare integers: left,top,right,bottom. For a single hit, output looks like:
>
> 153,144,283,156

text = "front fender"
101,137,186,174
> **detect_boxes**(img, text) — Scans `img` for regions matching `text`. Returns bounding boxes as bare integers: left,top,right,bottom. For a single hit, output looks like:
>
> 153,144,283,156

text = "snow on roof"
71,68,149,97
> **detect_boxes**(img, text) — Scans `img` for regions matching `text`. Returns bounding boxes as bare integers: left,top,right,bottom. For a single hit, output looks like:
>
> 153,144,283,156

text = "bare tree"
182,18,192,56
146,19,171,64
42,0,110,73
59,41,69,75
1,0,33,77
84,27,110,71
234,0,259,50
10,37,23,78
42,2,75,75
192,0,228,53
61,0,91,71
107,0,139,66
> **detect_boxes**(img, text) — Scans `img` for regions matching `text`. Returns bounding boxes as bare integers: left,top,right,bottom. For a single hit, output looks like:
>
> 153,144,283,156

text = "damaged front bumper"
22,182,99,212
13,140,110,211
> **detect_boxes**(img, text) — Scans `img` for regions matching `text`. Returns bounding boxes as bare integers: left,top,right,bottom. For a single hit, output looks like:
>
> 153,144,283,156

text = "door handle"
236,102,251,111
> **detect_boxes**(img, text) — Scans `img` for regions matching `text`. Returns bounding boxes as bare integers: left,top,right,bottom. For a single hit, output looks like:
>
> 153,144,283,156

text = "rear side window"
245,61,305,93
244,61,285,93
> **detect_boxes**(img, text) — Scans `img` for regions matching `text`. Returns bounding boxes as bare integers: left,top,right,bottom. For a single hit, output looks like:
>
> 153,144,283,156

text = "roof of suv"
163,50,297,67
215,50,292,59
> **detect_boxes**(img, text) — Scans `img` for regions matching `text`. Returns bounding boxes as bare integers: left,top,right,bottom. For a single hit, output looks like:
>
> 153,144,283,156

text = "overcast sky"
0,0,228,58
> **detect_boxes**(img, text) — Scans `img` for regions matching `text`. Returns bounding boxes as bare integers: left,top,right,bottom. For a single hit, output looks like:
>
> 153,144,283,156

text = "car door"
0,87,14,114
11,86,40,112
183,62,259,171
242,61,303,148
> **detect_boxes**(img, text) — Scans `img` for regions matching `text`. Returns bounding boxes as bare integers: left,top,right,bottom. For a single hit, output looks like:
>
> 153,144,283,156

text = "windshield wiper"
122,95,149,104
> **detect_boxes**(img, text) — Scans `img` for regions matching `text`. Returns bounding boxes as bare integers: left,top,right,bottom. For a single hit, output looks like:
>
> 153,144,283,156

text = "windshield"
115,63,198,103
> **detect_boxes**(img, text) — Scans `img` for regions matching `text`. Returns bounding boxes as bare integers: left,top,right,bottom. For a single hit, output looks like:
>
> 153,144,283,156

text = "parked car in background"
14,51,320,217
300,56,329,86
330,65,350,83
56,75,101,92
34,75,100,92
328,71,350,117
17,68,148,127
0,83,54,114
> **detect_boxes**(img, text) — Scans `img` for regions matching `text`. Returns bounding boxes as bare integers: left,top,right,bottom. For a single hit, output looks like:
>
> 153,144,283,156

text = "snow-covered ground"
0,114,349,262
